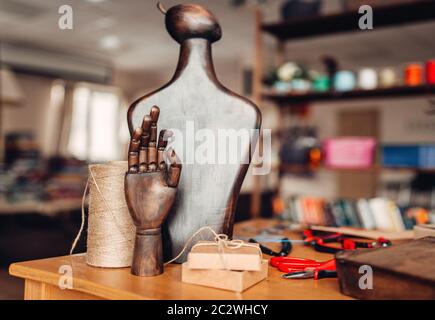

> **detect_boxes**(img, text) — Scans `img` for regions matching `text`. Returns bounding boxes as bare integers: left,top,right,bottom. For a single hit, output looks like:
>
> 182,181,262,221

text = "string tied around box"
165,226,263,269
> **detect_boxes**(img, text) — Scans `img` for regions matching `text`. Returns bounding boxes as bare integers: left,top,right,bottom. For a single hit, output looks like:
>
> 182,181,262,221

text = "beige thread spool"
86,161,135,268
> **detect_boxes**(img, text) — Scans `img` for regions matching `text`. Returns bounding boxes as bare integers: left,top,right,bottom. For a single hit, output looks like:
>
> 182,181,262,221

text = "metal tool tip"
282,272,310,279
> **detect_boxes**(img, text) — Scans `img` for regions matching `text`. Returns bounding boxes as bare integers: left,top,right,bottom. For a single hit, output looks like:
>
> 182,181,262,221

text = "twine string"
69,179,89,255
88,168,134,240
69,163,135,268
165,226,263,268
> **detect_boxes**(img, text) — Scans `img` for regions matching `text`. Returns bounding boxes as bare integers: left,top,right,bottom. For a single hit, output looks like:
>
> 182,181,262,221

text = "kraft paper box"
414,224,435,239
187,241,262,271
182,260,268,293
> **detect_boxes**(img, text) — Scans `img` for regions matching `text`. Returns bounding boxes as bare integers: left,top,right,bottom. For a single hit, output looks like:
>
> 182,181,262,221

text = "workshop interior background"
1,0,435,299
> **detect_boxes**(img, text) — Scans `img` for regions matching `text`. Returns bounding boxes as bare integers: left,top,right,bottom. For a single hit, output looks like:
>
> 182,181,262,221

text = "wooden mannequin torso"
127,4,261,261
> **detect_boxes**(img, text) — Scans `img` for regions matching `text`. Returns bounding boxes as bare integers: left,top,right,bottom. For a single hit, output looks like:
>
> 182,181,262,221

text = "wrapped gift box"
182,260,268,293
187,241,262,271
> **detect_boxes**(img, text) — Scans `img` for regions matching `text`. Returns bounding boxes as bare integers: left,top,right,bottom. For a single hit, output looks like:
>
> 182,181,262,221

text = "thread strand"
69,179,89,255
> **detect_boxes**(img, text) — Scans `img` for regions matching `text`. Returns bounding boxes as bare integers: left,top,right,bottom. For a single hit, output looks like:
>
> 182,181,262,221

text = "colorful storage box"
323,137,376,168
382,145,435,168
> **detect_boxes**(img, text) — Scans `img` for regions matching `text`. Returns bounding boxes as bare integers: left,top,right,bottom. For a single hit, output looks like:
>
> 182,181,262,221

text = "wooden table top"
9,219,351,300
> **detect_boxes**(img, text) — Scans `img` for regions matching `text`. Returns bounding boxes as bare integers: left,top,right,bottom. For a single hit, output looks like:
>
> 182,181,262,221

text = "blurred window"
67,83,127,162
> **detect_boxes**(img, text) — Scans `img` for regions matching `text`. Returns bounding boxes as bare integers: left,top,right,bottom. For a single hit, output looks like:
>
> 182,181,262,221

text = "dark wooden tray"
336,237,435,300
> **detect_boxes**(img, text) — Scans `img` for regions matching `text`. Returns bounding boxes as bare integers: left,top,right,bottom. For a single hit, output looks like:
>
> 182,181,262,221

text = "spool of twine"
85,161,135,268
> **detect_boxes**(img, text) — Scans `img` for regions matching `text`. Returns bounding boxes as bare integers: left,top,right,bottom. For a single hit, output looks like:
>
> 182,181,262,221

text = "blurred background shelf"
0,199,83,216
251,0,435,219
278,164,435,175
263,85,435,105
262,0,435,40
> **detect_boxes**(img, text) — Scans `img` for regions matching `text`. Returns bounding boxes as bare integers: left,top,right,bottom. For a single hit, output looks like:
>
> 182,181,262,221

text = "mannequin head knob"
164,3,222,44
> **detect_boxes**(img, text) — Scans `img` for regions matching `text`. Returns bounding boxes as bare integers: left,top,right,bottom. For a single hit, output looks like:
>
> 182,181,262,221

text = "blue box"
382,145,435,168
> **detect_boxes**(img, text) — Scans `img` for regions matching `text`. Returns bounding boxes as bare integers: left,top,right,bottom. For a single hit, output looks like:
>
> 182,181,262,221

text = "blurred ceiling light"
0,68,24,106
99,35,121,50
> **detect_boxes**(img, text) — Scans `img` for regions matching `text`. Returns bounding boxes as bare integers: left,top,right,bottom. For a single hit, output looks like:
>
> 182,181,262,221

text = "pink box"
323,137,376,168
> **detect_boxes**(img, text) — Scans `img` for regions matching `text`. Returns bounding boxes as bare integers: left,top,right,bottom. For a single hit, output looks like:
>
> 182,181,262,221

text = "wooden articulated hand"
125,105,181,276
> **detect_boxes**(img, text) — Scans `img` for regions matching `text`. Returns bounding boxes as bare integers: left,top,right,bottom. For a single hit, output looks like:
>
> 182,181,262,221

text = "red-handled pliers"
270,256,337,280
271,257,321,272
303,229,392,254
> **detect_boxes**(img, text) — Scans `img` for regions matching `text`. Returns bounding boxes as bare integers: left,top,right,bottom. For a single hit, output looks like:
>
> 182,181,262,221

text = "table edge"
9,260,147,300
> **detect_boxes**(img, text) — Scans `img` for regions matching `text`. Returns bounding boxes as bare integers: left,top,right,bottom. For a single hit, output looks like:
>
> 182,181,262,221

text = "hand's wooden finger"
150,105,160,124
147,106,160,171
149,106,160,144
166,148,182,187
148,142,157,172
157,130,173,170
139,116,152,173
140,115,152,148
158,129,172,149
150,127,157,145
129,127,142,153
148,147,157,171
128,127,142,173
139,149,147,173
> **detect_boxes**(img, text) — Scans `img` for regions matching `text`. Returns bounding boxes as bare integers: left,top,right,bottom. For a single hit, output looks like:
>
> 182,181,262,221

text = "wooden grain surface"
337,237,435,283
9,219,351,300
336,237,435,299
